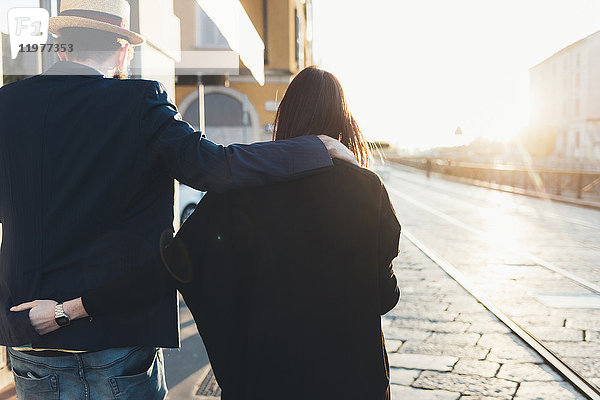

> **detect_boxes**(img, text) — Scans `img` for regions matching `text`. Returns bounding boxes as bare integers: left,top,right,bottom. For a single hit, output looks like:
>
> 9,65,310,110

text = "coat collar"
44,61,105,78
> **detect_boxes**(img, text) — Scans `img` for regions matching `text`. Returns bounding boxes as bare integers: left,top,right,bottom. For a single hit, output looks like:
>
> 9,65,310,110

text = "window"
194,5,229,49
295,8,304,68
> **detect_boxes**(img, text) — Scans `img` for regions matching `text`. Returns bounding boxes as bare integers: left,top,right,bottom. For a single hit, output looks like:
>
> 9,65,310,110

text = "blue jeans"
8,346,167,400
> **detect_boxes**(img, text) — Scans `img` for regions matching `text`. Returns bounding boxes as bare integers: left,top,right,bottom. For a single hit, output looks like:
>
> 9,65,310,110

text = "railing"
390,157,600,202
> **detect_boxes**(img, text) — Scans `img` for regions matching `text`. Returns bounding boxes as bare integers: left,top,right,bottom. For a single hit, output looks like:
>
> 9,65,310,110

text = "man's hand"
11,300,60,335
317,135,358,166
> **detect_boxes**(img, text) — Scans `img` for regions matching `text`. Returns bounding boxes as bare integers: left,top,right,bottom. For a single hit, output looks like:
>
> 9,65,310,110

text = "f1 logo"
7,8,49,59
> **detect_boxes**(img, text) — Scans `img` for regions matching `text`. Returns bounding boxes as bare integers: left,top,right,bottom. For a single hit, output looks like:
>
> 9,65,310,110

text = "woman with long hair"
13,66,401,400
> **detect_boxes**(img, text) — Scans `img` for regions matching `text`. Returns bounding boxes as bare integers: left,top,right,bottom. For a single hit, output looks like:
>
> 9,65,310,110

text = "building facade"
174,0,313,145
529,31,600,161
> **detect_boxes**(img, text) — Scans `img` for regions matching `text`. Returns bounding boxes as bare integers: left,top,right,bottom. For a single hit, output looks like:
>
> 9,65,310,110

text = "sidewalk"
0,238,588,399
384,239,584,399
0,383,14,400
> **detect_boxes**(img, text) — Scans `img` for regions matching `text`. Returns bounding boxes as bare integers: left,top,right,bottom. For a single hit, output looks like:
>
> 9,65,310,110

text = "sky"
312,0,600,150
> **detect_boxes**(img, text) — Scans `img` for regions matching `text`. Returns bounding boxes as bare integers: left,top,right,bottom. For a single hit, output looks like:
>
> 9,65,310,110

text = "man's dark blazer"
83,159,401,399
0,61,332,350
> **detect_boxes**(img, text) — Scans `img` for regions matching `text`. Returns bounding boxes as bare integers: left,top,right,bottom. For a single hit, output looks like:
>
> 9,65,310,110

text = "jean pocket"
108,349,166,400
12,369,59,400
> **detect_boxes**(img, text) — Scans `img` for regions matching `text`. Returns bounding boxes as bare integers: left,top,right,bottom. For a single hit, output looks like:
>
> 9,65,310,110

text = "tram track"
385,167,600,398
387,187,600,295
402,228,600,400
388,167,600,231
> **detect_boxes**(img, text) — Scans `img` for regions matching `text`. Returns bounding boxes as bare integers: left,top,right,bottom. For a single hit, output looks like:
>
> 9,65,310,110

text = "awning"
195,0,265,85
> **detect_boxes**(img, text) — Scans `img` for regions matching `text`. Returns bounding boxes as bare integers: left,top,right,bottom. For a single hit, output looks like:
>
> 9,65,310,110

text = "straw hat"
49,0,145,45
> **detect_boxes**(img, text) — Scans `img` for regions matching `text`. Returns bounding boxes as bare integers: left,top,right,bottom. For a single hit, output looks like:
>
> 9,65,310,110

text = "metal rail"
391,157,600,200
402,229,600,400
388,187,600,294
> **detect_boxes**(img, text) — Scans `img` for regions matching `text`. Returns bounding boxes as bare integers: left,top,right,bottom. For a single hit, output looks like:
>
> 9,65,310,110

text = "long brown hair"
273,66,370,167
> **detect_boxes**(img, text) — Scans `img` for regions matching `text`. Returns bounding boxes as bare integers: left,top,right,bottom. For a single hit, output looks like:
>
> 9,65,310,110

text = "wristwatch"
55,303,71,327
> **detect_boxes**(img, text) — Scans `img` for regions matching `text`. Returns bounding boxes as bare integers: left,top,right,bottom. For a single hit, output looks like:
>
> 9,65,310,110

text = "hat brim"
49,16,145,46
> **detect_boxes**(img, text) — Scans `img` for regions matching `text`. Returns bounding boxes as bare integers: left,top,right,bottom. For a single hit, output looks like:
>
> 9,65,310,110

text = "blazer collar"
44,61,105,78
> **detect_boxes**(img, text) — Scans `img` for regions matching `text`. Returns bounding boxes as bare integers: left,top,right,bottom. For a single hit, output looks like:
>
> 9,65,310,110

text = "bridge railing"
390,157,600,201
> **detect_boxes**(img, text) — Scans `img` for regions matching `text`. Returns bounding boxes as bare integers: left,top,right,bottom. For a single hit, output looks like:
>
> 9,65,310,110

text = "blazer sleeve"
377,183,401,315
81,254,176,317
0,295,41,346
81,193,215,317
140,81,333,192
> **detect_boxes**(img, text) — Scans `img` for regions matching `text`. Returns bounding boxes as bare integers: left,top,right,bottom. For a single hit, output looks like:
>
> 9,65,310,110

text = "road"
384,163,600,390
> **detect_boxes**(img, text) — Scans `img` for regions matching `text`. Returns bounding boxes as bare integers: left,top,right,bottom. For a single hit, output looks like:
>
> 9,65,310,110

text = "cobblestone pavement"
383,164,600,398
384,239,585,400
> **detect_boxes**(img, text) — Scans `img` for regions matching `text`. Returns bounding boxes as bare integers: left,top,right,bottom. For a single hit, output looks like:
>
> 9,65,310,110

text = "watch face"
56,316,70,327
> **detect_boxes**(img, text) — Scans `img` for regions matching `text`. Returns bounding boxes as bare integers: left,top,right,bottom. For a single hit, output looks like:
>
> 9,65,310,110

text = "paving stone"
388,353,457,371
496,363,562,382
477,333,525,349
498,303,552,317
383,326,432,341
456,312,500,323
452,359,499,377
394,301,450,313
413,371,517,399
514,381,586,400
565,317,600,330
467,321,511,334
385,339,403,352
390,309,458,322
584,330,600,342
390,385,460,400
528,327,583,342
391,318,470,333
389,368,420,385
399,341,490,359
426,332,481,346
459,396,505,399
513,315,565,327
486,345,543,363
546,341,600,358
562,357,600,379
446,302,487,313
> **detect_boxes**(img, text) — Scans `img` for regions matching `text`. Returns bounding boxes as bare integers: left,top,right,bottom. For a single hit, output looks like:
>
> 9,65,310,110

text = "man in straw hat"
0,0,353,398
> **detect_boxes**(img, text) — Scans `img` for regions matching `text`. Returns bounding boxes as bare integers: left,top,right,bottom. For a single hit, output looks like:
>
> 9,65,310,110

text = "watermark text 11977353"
19,43,73,53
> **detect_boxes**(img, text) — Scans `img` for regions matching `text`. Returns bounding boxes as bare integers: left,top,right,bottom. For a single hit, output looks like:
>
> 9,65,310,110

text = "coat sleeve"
377,183,401,315
140,81,333,193
81,193,217,317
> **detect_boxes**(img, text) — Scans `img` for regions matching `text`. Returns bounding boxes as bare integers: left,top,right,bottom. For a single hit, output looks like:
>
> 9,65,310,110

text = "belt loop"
109,378,120,395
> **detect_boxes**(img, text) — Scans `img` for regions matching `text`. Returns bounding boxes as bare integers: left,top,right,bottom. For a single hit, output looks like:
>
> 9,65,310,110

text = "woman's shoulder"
332,159,385,187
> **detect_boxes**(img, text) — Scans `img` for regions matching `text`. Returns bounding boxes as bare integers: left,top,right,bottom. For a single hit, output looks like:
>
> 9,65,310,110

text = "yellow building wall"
174,0,313,141
175,0,310,74
175,0,196,51
229,80,290,134
176,84,198,105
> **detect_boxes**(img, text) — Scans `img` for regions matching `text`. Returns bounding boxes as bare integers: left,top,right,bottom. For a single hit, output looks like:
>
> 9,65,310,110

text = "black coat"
0,61,332,349
83,159,401,399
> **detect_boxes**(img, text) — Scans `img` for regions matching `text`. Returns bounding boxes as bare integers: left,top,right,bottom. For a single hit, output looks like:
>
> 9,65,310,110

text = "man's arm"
141,82,354,192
